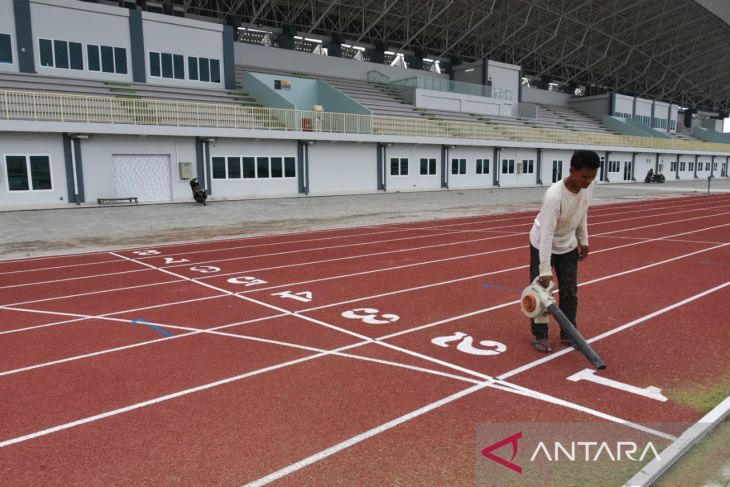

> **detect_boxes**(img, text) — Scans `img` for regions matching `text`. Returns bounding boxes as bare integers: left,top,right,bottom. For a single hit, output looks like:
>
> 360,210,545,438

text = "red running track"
0,193,729,485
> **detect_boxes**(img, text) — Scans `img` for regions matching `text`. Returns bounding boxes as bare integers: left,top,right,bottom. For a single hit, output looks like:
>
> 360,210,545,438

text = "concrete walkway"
2,179,728,260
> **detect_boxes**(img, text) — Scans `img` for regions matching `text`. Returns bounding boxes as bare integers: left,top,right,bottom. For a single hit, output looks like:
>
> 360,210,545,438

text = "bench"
97,197,138,205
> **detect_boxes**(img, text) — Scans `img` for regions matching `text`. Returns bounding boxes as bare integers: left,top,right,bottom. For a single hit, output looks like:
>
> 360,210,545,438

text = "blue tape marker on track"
131,318,174,337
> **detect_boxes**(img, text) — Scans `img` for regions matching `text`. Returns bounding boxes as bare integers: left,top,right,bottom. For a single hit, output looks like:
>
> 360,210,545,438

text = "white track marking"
498,280,730,381
298,238,730,314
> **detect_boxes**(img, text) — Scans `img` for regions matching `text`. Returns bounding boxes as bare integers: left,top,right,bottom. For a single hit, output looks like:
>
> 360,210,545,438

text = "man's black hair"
570,150,601,170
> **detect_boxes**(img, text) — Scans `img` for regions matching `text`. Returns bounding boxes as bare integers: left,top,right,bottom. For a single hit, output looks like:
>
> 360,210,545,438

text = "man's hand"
578,245,590,260
538,276,552,288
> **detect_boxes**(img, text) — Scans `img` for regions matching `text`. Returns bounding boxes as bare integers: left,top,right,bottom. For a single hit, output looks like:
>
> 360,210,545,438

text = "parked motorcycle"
644,170,665,184
189,178,207,205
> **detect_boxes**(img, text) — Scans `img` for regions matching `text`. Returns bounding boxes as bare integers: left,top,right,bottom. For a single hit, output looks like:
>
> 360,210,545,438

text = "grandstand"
0,0,729,208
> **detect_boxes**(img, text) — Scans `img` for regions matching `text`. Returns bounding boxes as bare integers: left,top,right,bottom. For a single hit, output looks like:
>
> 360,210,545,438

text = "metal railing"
1,89,729,154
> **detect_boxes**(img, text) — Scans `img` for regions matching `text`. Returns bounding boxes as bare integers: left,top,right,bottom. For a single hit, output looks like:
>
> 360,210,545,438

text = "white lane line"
242,280,730,486
498,279,730,381
298,234,730,314
0,232,525,291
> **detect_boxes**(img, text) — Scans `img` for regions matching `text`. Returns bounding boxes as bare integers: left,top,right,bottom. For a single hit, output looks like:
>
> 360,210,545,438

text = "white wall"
414,89,512,116
29,0,132,82
606,151,632,183
614,94,634,117
81,135,196,202
308,142,377,194
486,60,519,108
235,42,446,82
542,149,574,184
0,132,67,205
522,87,572,107
385,145,442,191
498,148,539,187
697,156,713,176
142,11,223,88
0,0,18,74
658,154,675,176
678,155,695,179
207,138,298,198
635,98,652,121
569,94,610,120
635,153,655,180
446,146,494,189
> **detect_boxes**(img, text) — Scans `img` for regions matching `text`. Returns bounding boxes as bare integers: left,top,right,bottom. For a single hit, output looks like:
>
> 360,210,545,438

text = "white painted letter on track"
132,249,161,256
190,265,221,274
271,291,313,303
227,276,268,286
341,308,400,325
164,257,190,264
432,331,507,356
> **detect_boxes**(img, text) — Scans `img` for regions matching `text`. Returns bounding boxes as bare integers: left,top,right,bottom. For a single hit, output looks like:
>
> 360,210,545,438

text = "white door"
112,155,172,202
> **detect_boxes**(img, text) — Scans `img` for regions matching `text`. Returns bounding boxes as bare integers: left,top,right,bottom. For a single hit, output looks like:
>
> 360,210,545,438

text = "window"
688,162,694,171
227,157,241,179
151,51,191,79
476,158,490,174
5,155,52,191
242,157,255,178
271,157,283,178
0,33,11,64
187,56,221,83
451,158,466,175
670,161,677,172
706,162,711,171
501,159,515,174
257,157,270,178
522,159,534,174
608,160,621,172
284,157,296,177
680,162,686,172
390,157,408,176
420,157,436,175
87,44,127,74
39,38,82,70
212,157,226,179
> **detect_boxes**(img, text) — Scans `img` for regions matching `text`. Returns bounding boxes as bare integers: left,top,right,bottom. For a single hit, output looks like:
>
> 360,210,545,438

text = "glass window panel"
390,158,399,175
227,157,241,179
173,54,184,79
6,156,29,191
429,158,436,175
242,157,256,178
257,157,270,178
69,42,83,70
459,158,466,174
161,53,173,78
53,40,68,68
400,158,408,175
114,47,127,74
199,57,210,82
40,39,54,67
212,157,226,179
149,52,160,77
420,158,428,175
210,59,220,83
30,156,51,190
100,45,115,73
0,33,11,64
188,57,198,80
271,157,283,178
284,157,296,177
87,44,100,71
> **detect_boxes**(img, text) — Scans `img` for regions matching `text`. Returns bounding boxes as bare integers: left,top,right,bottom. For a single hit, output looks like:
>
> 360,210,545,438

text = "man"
529,150,600,353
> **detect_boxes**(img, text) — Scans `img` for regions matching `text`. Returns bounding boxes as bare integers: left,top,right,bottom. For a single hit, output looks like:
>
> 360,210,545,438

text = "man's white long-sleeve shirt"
529,180,593,276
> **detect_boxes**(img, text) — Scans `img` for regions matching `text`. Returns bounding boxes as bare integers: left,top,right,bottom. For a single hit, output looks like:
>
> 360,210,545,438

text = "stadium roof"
135,0,730,112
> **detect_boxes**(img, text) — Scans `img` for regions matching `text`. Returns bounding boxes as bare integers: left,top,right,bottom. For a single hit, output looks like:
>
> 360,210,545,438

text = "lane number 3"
341,308,400,325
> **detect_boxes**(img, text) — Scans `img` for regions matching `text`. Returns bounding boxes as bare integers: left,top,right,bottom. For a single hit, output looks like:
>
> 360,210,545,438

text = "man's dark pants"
529,245,579,339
